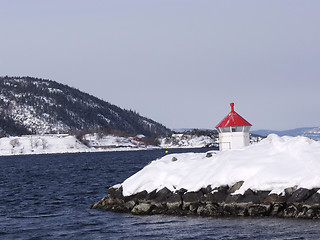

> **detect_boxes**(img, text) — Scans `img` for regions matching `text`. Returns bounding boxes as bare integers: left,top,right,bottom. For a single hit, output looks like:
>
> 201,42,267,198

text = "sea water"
1,149,320,239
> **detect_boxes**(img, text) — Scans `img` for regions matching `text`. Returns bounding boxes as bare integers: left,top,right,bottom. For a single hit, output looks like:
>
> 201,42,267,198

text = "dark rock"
247,203,271,216
264,193,289,204
182,191,204,212
237,189,270,204
108,186,124,200
200,185,213,194
223,203,247,217
167,193,181,203
225,194,242,203
171,157,178,162
287,188,315,203
296,205,311,219
125,190,148,202
197,203,222,217
206,152,213,158
166,193,182,214
175,188,188,196
146,190,158,200
228,181,244,194
270,203,286,216
263,193,279,203
305,192,320,205
217,185,229,193
284,186,298,196
131,203,152,215
182,191,204,203
308,205,320,219
92,196,126,212
206,191,228,203
154,187,172,203
124,200,136,211
283,205,298,218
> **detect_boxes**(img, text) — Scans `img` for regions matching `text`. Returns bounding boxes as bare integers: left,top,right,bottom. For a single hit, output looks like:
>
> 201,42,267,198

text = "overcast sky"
1,0,319,130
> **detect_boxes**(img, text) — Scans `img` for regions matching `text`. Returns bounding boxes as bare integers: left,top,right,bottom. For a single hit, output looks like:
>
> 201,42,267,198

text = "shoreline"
91,184,320,219
0,146,214,157
0,134,215,157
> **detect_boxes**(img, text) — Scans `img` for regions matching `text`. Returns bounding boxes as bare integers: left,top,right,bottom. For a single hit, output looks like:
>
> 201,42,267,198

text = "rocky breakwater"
91,183,320,219
91,135,320,219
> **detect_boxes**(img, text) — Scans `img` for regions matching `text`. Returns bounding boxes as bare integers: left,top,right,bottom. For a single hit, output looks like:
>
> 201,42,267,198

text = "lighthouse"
216,103,252,151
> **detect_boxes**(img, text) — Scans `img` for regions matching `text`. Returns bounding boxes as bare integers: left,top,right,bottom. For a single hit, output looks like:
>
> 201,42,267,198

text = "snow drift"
120,134,320,196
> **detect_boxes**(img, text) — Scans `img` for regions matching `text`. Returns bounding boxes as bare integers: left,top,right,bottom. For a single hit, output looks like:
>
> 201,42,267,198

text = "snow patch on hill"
120,134,320,196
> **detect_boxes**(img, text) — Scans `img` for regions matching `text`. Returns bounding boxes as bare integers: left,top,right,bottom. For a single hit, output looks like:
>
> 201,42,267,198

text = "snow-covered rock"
120,134,320,196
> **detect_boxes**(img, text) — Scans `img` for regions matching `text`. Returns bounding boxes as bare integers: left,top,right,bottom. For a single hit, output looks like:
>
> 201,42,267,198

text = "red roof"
216,103,252,128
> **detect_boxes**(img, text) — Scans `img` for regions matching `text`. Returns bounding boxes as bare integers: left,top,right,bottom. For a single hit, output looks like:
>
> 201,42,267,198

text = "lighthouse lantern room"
215,103,252,151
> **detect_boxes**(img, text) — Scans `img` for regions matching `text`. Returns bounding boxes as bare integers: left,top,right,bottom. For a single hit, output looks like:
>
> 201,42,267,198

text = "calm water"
1,148,320,239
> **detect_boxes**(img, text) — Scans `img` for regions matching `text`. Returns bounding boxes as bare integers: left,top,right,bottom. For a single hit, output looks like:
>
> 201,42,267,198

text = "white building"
216,103,252,151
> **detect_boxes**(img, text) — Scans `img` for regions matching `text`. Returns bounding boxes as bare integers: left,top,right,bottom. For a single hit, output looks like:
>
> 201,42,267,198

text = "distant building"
216,103,252,151
133,135,145,142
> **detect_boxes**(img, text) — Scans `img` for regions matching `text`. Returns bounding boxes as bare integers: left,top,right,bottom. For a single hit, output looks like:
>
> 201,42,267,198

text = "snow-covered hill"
0,76,171,137
119,134,320,196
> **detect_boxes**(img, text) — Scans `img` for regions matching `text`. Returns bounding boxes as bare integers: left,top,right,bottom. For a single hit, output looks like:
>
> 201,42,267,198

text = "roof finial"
230,102,235,112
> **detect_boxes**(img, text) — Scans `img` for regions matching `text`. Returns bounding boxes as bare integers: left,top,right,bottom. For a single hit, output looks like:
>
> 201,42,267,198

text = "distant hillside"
0,76,171,137
252,127,320,141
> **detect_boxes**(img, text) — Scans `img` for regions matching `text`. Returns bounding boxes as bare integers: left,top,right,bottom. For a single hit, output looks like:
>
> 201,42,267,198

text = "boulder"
197,203,222,217
305,192,320,205
166,193,182,214
287,188,315,203
247,203,271,216
154,187,172,203
270,203,286,217
200,185,213,194
108,186,124,200
225,194,242,203
131,203,152,215
182,191,204,212
125,190,148,202
237,189,270,204
205,191,228,203
283,205,299,218
222,203,247,217
182,191,204,203
124,200,136,211
228,181,244,194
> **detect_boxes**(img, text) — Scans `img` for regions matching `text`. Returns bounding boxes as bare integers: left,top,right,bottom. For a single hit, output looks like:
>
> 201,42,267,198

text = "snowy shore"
92,134,320,219
0,134,151,156
0,133,215,156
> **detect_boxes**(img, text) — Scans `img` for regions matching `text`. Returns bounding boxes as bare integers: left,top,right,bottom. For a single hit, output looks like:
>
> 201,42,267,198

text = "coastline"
0,134,213,156
91,184,320,219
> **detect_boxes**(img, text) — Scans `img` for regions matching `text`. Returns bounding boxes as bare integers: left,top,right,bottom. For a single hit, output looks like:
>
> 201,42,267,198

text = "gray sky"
1,0,319,131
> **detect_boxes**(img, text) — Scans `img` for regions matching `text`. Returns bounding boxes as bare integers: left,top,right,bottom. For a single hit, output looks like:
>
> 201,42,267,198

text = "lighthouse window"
236,126,244,132
220,127,231,132
231,127,236,132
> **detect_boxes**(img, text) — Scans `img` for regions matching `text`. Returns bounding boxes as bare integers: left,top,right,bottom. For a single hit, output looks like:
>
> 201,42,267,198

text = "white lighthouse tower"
215,103,252,151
